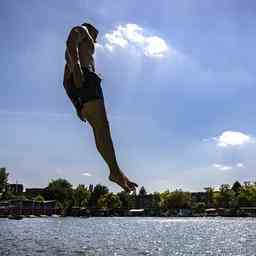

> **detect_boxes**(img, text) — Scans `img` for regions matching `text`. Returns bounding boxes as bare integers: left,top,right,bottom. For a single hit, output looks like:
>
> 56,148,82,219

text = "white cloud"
236,163,244,168
103,24,169,58
81,172,92,177
212,164,232,171
144,36,169,57
212,162,245,171
215,131,254,147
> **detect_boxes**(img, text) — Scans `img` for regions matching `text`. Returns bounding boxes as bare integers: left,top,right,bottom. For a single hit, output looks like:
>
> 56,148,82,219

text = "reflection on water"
0,217,255,256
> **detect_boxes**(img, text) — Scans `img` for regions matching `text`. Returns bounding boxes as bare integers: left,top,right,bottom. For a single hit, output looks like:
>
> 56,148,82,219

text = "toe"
127,180,138,189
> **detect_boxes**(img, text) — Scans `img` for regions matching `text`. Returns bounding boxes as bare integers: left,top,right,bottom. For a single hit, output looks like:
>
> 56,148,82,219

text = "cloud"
236,163,244,168
213,131,255,147
212,164,232,171
81,172,92,177
103,24,169,57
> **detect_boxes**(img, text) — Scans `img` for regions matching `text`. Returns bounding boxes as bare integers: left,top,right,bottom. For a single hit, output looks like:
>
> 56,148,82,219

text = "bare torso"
64,26,95,85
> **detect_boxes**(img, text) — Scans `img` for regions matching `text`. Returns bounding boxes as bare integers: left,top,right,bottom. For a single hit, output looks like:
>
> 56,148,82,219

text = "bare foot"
109,169,138,193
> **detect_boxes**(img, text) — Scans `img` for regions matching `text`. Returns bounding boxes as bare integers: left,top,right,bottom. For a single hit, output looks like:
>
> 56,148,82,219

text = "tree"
204,187,214,208
215,184,236,208
160,190,171,211
139,186,147,197
106,193,121,209
73,184,90,207
34,194,45,202
192,202,206,214
163,190,191,210
1,190,15,200
238,183,256,207
0,167,9,193
97,194,108,209
96,192,121,209
47,179,73,214
128,194,136,209
117,191,129,208
152,192,161,209
232,181,242,196
89,184,109,207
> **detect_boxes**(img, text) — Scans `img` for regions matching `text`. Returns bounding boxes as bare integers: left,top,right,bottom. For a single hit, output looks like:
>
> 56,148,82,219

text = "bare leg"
80,99,138,192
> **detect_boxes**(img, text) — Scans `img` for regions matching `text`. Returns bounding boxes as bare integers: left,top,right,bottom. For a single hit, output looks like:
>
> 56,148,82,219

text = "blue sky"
1,0,256,193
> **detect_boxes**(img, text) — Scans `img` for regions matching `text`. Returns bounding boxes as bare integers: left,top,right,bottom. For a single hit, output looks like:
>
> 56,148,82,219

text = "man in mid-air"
63,22,138,192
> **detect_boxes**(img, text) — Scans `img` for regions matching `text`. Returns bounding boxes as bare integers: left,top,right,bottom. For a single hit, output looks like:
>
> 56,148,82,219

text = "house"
0,201,9,216
25,188,46,198
6,183,23,193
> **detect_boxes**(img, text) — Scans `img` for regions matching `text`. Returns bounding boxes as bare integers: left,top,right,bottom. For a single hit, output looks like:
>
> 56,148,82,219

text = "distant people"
63,22,138,192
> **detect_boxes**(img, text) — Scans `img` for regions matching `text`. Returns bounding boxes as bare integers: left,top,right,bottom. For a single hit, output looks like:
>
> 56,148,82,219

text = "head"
81,23,98,43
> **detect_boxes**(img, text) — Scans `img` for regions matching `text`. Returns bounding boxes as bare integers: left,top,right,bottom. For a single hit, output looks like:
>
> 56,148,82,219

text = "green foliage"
105,193,121,209
214,184,236,208
238,183,256,206
34,194,45,202
139,186,147,197
5,167,256,214
160,190,191,210
159,190,171,210
73,184,90,207
0,167,9,193
1,190,15,200
192,202,206,213
204,187,214,207
97,194,107,209
117,191,129,208
97,192,121,209
89,184,109,207
127,193,136,209
14,194,28,201
232,181,242,195
47,178,73,205
152,192,161,209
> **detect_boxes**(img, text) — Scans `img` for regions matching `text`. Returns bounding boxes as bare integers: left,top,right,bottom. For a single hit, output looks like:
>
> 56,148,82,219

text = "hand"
73,62,84,88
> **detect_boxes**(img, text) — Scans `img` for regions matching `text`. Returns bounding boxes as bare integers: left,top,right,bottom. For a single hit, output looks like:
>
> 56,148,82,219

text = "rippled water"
0,217,255,256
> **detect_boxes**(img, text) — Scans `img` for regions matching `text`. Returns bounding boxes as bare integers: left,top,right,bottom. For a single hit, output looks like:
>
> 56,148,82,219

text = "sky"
0,0,256,193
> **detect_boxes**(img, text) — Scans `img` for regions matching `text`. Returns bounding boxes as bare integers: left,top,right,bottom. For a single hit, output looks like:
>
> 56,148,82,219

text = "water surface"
0,217,255,255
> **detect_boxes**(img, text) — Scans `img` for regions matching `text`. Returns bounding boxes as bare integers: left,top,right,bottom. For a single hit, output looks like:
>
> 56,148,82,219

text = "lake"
0,217,255,255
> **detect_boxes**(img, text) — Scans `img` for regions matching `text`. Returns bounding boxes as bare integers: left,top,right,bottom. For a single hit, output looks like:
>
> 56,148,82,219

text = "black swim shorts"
63,67,104,122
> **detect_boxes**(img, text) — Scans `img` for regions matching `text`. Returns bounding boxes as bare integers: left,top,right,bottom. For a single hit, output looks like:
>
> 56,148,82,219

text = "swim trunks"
63,67,104,122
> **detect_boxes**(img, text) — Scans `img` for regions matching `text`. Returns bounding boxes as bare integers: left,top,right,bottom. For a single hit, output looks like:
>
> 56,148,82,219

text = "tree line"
1,167,256,215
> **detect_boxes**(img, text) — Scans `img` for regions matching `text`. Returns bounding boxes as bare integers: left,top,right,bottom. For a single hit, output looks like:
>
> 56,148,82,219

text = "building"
6,183,23,193
0,201,9,217
25,188,46,198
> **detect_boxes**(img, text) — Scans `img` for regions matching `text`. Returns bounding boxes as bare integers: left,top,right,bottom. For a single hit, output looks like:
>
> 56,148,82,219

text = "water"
0,217,255,256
